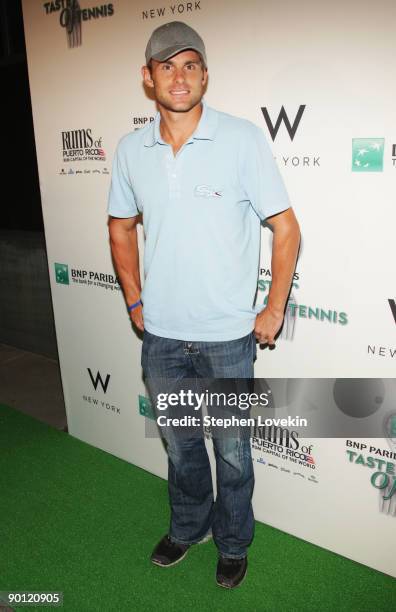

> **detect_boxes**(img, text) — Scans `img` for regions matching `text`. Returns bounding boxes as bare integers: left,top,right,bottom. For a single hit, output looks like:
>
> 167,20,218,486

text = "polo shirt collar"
143,98,218,147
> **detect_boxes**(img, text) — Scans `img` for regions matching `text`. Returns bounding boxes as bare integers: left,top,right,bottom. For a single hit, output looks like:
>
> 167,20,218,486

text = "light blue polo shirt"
107,99,290,341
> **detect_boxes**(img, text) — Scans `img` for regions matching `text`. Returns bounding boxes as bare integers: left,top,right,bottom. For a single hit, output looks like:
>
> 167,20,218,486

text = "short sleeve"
239,123,291,221
107,138,139,218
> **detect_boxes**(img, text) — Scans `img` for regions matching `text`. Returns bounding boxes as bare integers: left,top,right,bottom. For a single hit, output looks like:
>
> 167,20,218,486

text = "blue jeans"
141,329,256,559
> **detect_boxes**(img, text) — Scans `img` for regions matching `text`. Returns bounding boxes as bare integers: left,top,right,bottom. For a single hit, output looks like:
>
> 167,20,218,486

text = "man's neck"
159,101,203,154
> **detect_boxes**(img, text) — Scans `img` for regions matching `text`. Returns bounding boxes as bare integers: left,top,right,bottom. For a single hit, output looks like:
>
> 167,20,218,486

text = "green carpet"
0,403,395,612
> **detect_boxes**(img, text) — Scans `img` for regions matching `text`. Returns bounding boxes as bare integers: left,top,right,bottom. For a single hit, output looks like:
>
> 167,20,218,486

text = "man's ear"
142,65,154,88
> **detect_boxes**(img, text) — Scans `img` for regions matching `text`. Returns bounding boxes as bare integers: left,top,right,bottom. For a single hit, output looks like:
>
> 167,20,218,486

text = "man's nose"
174,68,185,83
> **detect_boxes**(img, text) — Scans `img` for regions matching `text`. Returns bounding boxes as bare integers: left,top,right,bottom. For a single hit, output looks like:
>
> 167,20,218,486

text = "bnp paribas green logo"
138,395,155,420
352,138,384,172
54,263,69,285
391,415,396,437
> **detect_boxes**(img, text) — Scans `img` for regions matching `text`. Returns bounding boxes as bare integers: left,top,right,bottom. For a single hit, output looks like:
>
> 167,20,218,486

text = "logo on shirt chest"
194,184,223,198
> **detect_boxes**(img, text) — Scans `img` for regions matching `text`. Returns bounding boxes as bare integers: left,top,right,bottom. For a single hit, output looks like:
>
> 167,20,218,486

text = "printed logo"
257,268,348,329
43,1,114,49
142,1,201,21
139,395,156,420
54,262,120,291
82,368,119,414
62,128,106,163
87,368,110,393
352,138,384,172
388,299,396,324
55,263,69,285
252,423,318,481
261,105,306,141
390,415,396,438
194,185,223,198
346,439,396,515
132,116,155,131
259,105,319,168
367,344,396,358
367,301,396,358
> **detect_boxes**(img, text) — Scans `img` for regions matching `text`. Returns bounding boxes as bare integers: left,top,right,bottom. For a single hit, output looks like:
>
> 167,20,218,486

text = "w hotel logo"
261,105,306,141
389,299,396,324
88,368,111,393
352,138,384,172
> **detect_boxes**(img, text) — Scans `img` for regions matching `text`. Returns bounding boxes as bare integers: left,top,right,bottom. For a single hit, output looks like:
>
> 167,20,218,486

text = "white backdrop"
22,0,396,577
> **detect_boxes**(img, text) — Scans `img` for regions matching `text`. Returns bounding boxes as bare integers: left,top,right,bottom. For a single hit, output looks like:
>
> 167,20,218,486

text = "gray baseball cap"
145,21,207,68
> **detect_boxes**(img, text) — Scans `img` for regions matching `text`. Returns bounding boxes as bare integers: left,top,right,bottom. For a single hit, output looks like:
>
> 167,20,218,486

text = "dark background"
0,0,43,230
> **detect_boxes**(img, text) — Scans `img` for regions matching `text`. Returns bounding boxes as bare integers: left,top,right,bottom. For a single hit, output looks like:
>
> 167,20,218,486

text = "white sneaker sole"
216,565,248,589
151,547,190,568
197,532,213,545
151,533,212,567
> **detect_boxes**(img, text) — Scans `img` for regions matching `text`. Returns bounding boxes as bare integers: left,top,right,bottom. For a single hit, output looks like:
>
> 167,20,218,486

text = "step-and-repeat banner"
22,0,395,578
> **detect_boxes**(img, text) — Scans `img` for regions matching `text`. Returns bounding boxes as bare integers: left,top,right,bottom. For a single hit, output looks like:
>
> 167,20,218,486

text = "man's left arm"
254,207,300,345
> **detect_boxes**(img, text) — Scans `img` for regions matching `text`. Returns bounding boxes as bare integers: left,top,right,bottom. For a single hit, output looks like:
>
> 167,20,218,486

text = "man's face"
142,49,208,113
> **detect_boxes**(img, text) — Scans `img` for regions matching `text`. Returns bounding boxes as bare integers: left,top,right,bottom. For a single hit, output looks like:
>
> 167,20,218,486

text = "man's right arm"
108,215,144,331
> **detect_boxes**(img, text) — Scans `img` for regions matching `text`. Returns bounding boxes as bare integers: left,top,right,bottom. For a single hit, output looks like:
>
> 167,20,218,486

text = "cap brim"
151,44,207,67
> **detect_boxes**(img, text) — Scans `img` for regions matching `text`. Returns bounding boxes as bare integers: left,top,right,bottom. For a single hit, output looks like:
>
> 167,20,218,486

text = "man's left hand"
254,307,284,346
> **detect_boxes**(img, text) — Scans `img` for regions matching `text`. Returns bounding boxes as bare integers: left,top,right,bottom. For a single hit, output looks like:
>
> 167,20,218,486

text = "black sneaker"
216,556,248,588
150,535,190,567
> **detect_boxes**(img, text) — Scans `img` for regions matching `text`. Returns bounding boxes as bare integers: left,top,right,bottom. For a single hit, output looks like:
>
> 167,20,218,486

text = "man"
107,21,300,588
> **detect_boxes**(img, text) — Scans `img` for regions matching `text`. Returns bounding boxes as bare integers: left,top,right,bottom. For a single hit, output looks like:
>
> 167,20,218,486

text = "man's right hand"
130,303,144,332
108,215,144,334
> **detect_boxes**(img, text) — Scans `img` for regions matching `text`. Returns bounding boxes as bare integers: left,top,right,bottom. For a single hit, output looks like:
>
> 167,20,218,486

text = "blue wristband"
127,299,142,312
